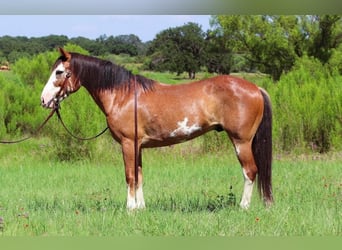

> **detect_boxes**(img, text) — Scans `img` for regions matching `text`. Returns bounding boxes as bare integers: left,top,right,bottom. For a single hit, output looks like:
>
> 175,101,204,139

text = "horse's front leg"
121,139,145,210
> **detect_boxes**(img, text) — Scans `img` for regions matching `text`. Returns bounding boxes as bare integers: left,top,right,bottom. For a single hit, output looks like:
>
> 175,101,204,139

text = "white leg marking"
136,184,146,209
126,185,145,210
126,186,137,210
240,168,254,209
170,117,201,137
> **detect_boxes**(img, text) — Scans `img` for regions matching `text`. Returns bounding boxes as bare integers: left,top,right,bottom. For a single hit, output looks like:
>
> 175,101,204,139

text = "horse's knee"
242,165,257,182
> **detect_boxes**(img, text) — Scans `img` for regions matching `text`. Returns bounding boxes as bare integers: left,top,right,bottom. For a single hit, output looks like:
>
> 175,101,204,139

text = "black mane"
68,52,155,92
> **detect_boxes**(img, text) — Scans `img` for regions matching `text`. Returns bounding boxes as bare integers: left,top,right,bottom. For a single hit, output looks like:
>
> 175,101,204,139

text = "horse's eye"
56,70,64,75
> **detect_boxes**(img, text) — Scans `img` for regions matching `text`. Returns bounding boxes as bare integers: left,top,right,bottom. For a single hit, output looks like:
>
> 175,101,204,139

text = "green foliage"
0,35,68,63
64,43,90,55
0,34,148,65
101,34,141,56
205,29,232,74
47,88,108,161
13,51,59,86
308,15,342,64
328,43,342,74
213,15,299,80
263,56,342,153
147,22,206,79
0,71,45,136
213,15,342,81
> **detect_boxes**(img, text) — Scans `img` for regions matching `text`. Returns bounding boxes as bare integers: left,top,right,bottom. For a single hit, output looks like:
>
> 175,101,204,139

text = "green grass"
0,139,341,236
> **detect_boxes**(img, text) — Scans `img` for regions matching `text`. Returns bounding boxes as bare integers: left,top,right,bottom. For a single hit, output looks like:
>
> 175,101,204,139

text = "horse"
41,48,273,210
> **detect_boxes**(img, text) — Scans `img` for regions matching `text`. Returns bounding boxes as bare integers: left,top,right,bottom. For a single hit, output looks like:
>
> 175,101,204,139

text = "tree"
213,15,301,81
70,36,105,55
147,22,206,79
212,15,342,81
39,35,69,50
100,34,145,56
0,34,148,62
308,15,342,64
205,29,232,74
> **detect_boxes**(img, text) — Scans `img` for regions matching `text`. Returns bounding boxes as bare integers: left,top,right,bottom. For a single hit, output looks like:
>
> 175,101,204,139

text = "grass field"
0,138,341,236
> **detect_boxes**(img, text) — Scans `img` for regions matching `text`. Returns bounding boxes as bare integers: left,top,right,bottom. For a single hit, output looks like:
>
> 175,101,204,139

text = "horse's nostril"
41,97,46,106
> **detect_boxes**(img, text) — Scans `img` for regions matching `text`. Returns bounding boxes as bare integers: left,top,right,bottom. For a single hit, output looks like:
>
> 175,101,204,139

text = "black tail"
252,88,273,206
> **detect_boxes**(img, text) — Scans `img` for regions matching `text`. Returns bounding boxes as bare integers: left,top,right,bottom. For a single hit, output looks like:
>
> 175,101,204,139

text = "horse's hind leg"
233,139,258,209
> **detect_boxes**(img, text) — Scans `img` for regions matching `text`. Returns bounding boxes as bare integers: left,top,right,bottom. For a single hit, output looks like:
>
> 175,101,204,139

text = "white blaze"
41,63,65,107
170,117,201,137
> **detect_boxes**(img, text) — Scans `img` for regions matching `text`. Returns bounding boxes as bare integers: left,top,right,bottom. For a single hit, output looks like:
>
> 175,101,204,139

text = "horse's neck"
83,84,135,117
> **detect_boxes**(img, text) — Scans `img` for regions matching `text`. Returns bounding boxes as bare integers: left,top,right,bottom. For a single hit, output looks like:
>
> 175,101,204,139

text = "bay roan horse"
41,48,273,210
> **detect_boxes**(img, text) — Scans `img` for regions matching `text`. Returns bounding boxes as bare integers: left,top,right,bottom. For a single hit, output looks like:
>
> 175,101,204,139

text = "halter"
54,70,73,102
44,70,73,109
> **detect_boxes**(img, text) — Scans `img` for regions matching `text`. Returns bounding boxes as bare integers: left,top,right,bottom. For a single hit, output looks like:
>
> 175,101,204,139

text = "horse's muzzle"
41,96,55,109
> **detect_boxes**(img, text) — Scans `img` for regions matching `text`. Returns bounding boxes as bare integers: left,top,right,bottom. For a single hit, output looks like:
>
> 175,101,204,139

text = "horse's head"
41,48,81,109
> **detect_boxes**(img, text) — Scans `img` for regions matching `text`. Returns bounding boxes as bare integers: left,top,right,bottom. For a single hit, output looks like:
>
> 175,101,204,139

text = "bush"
0,71,45,136
264,56,342,153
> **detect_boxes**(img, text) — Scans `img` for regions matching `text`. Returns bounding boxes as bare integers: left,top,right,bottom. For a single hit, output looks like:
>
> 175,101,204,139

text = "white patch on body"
240,168,254,209
170,117,201,137
41,63,65,107
126,186,136,210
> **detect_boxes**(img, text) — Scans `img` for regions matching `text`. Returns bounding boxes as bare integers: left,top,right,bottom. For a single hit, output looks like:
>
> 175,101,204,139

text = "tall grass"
259,56,342,153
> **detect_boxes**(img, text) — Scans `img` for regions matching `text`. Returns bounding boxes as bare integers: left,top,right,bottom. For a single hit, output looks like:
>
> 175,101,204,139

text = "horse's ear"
58,47,71,61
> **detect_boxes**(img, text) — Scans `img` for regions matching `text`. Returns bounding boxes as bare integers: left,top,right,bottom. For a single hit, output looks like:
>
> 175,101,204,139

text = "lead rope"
55,106,108,141
1,98,109,144
134,75,139,196
0,108,56,144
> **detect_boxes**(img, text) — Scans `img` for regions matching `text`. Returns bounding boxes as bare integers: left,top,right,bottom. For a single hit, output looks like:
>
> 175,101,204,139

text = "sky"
0,15,212,42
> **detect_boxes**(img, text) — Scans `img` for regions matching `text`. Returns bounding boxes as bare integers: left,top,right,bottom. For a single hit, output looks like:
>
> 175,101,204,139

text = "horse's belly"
141,132,202,148
141,122,220,148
